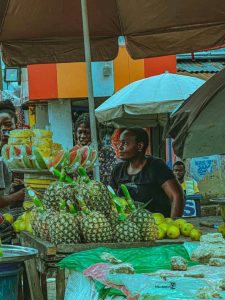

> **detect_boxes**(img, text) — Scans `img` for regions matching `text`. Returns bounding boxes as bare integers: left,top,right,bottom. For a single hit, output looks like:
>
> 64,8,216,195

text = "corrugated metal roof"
177,48,225,60
177,61,224,73
177,71,214,81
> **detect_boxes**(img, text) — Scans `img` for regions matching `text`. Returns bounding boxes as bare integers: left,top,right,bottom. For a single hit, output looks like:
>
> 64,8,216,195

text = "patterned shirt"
98,145,117,185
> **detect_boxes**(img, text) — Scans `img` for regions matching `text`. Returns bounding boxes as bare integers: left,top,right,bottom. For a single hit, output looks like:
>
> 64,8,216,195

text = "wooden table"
19,216,224,300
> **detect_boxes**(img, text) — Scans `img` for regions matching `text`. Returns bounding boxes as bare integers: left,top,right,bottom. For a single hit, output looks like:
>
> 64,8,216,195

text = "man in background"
173,161,201,216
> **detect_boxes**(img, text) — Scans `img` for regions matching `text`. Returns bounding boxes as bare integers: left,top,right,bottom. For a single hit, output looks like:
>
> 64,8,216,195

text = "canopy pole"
81,0,100,181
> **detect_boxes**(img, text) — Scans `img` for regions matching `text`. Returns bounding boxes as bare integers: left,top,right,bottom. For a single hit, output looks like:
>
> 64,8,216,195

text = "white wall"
48,100,73,149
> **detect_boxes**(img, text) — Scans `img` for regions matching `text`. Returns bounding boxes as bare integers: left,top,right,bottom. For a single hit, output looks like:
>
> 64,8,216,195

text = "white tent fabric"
95,73,205,128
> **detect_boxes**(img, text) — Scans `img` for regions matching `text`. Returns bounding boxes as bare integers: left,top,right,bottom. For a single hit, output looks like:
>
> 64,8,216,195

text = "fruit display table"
19,216,224,300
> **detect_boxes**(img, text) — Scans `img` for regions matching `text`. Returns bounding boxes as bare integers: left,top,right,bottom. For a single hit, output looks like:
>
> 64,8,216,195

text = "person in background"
110,128,184,218
173,160,201,217
0,100,24,218
173,161,199,195
73,113,117,185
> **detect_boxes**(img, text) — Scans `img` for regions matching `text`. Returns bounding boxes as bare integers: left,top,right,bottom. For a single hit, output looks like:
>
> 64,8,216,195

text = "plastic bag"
58,244,198,273
58,244,199,297
106,273,224,300
65,271,125,300
64,271,98,300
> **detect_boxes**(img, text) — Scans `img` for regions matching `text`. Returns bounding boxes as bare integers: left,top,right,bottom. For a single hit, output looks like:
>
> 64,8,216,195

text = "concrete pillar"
48,100,73,149
35,105,49,129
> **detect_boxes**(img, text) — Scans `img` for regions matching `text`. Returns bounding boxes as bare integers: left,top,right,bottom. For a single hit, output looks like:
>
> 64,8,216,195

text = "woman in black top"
110,128,184,218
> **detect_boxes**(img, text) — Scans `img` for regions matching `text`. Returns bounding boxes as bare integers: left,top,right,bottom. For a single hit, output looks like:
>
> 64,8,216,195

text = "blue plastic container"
0,263,23,300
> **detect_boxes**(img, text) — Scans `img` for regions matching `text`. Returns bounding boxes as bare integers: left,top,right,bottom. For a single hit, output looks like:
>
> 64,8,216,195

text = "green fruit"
181,223,194,237
166,225,180,239
218,224,225,237
157,227,165,240
152,213,165,225
3,213,14,224
190,228,202,241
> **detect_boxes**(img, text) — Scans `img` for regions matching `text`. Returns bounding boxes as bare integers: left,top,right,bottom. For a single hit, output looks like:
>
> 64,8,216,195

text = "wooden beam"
24,259,44,300
20,232,57,257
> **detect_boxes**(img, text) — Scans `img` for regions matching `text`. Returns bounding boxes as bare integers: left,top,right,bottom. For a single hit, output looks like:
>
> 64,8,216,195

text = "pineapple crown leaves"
77,166,90,183
49,167,75,184
107,186,125,208
26,187,44,208
135,199,153,211
59,199,67,211
120,184,136,212
66,200,78,215
107,185,127,221
76,195,90,215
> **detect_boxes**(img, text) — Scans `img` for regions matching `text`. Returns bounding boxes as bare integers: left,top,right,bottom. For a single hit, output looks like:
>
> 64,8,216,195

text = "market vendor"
72,113,117,185
110,128,184,218
0,100,25,217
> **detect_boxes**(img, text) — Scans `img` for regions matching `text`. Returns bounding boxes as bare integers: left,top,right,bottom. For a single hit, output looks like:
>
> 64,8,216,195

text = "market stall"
2,128,225,299
19,216,224,300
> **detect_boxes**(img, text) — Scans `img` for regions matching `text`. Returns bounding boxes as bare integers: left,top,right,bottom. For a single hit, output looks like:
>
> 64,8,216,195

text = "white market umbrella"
95,72,205,128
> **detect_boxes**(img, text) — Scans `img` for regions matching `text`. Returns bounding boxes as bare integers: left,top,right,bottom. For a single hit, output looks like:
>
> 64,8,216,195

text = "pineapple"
43,182,76,211
79,211,112,243
113,220,141,242
76,191,112,243
48,212,80,245
121,184,158,242
108,187,141,243
48,200,81,245
30,208,54,241
76,167,113,217
129,209,158,241
27,188,54,241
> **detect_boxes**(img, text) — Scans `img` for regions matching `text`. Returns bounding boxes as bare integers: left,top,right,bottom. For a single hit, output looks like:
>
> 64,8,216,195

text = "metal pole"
81,0,100,181
0,51,3,91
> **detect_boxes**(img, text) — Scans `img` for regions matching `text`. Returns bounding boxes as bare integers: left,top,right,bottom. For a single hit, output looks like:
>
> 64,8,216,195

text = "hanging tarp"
165,68,225,158
1,0,225,66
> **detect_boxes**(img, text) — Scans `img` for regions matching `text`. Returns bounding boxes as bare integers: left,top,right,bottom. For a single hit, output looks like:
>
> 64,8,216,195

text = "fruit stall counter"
19,216,223,300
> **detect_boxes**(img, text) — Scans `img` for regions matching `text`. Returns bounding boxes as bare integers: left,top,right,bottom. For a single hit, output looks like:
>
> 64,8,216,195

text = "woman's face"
76,123,91,146
0,112,16,145
118,131,140,161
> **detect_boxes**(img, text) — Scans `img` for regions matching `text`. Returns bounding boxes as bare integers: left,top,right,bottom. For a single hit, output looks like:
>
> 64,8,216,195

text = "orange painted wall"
27,52,176,99
57,63,88,98
28,64,58,100
114,47,145,92
144,55,177,77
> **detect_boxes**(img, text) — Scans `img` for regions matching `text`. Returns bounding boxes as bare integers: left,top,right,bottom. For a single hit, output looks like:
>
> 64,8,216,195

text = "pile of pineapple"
26,168,158,245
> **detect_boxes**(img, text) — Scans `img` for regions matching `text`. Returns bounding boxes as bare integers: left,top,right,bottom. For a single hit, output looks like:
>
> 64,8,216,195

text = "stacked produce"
1,129,54,169
109,185,158,242
152,213,202,241
31,129,57,158
10,201,34,234
23,167,158,245
1,128,97,171
47,145,97,173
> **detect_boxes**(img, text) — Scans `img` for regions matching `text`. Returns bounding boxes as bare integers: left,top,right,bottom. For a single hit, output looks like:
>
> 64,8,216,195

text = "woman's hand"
10,179,24,193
